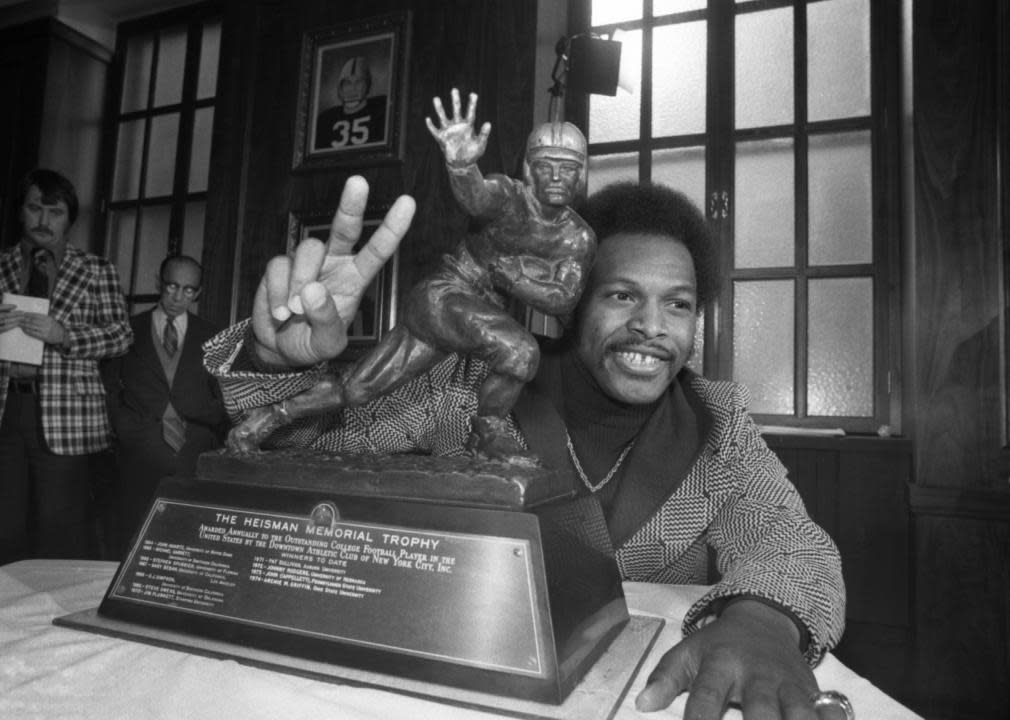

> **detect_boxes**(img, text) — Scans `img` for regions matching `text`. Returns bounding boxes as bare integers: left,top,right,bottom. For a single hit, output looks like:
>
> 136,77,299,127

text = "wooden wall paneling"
912,0,1003,492
836,444,910,627
768,441,840,538
767,436,911,627
37,23,108,254
911,1,1010,718
910,510,1010,720
834,440,912,712
201,0,254,327
232,0,298,323
0,23,46,247
766,436,913,710
0,19,110,253
0,51,34,246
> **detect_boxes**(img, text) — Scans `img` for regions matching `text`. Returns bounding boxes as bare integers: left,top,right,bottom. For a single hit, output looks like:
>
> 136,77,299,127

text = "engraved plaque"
110,499,545,674
94,455,630,706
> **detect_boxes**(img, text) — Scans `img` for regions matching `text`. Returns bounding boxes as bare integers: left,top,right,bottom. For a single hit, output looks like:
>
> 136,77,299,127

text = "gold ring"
812,690,855,720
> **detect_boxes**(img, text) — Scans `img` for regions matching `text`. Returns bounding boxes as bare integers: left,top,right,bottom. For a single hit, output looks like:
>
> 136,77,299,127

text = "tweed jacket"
0,243,132,454
206,320,846,664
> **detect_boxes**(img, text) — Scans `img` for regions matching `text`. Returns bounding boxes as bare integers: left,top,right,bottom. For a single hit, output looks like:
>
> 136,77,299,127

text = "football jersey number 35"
330,116,372,147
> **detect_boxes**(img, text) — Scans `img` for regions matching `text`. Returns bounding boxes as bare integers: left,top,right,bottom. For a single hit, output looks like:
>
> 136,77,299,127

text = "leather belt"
8,378,39,393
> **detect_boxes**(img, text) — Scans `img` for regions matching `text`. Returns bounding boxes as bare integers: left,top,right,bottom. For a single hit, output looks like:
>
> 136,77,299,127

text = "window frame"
99,1,222,311
568,0,903,434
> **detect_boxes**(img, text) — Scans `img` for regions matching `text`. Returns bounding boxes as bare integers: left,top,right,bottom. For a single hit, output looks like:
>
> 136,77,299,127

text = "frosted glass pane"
146,114,179,197
197,20,221,100
121,35,153,112
736,7,793,129
153,26,186,107
654,0,707,14
653,146,706,214
589,29,641,143
107,210,137,292
189,107,214,193
808,131,872,265
808,277,873,416
183,201,206,265
735,138,794,268
592,0,642,25
734,280,794,414
587,152,639,196
136,206,172,295
112,120,145,201
653,22,706,136
808,0,871,121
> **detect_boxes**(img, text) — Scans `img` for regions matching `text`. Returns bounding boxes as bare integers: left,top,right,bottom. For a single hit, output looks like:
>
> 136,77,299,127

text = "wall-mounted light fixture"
547,33,623,122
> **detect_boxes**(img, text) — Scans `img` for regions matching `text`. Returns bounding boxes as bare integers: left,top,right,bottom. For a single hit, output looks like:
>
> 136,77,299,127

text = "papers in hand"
0,293,49,365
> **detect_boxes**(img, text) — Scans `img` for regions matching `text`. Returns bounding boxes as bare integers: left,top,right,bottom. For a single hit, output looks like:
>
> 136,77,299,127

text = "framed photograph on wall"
287,212,399,355
293,12,411,170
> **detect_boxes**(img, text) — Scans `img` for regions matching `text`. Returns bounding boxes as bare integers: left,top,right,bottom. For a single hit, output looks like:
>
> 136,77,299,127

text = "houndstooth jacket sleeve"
203,319,513,456
615,375,846,665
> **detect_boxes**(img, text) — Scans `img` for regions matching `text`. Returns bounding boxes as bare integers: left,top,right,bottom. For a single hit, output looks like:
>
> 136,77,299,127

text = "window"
573,0,901,433
102,3,222,313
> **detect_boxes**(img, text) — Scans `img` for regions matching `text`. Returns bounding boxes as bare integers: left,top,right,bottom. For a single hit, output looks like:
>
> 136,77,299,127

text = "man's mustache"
608,339,675,362
30,227,53,235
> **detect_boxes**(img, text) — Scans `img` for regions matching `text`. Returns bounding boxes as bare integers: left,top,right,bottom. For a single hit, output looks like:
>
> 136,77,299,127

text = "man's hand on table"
636,599,820,719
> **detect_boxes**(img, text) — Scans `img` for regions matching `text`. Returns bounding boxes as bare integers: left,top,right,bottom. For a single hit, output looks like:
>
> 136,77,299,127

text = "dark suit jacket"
105,309,226,473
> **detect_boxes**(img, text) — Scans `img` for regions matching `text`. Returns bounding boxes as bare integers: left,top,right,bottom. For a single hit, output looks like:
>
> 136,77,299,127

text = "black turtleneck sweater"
558,351,660,510
514,339,708,545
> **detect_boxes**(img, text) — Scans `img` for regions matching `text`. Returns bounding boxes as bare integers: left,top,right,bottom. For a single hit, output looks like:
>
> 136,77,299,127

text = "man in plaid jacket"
0,168,132,563
207,177,846,719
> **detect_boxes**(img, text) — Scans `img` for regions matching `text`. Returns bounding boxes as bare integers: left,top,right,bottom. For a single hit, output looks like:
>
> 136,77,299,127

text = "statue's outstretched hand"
250,176,415,368
425,88,491,168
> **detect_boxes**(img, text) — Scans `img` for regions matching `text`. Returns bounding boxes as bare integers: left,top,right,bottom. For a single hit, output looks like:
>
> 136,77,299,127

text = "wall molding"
909,484,1010,522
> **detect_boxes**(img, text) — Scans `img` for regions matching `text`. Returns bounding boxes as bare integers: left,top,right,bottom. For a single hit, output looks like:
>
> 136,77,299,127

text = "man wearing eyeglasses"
104,254,227,551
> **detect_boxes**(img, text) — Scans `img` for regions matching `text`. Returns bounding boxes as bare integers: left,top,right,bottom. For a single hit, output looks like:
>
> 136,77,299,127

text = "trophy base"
89,449,634,705
55,607,662,720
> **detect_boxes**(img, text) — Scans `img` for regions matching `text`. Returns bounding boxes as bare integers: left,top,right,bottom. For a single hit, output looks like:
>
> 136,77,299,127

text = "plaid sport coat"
206,320,846,664
0,243,132,455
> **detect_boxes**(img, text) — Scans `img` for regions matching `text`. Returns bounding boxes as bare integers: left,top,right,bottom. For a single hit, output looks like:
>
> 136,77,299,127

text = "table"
0,559,922,720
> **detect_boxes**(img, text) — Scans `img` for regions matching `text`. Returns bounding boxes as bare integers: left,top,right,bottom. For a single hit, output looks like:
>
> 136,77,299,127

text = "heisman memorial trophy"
56,91,663,718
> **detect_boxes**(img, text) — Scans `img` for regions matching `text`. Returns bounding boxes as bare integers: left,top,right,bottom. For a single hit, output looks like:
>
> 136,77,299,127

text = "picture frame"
287,212,399,356
293,11,411,170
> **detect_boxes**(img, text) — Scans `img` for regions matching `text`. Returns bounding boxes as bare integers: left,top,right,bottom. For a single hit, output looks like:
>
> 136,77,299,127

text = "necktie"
26,256,50,298
163,405,187,453
163,317,178,356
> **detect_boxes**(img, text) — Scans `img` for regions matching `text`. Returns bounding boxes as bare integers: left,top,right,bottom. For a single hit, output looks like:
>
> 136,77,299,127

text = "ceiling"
0,0,191,20
0,0,199,48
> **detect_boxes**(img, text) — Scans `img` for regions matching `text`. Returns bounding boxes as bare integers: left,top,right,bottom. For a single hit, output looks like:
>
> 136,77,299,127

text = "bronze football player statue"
228,89,595,464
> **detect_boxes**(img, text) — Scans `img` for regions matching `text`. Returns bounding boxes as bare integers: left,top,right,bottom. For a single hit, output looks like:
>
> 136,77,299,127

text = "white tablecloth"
0,559,922,720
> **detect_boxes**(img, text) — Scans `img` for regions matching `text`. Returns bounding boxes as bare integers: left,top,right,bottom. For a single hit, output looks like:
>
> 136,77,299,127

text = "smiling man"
574,233,698,404
207,175,845,719
535,184,845,718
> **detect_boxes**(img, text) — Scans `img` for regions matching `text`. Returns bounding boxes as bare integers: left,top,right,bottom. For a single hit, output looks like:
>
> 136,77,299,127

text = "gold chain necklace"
565,432,636,493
